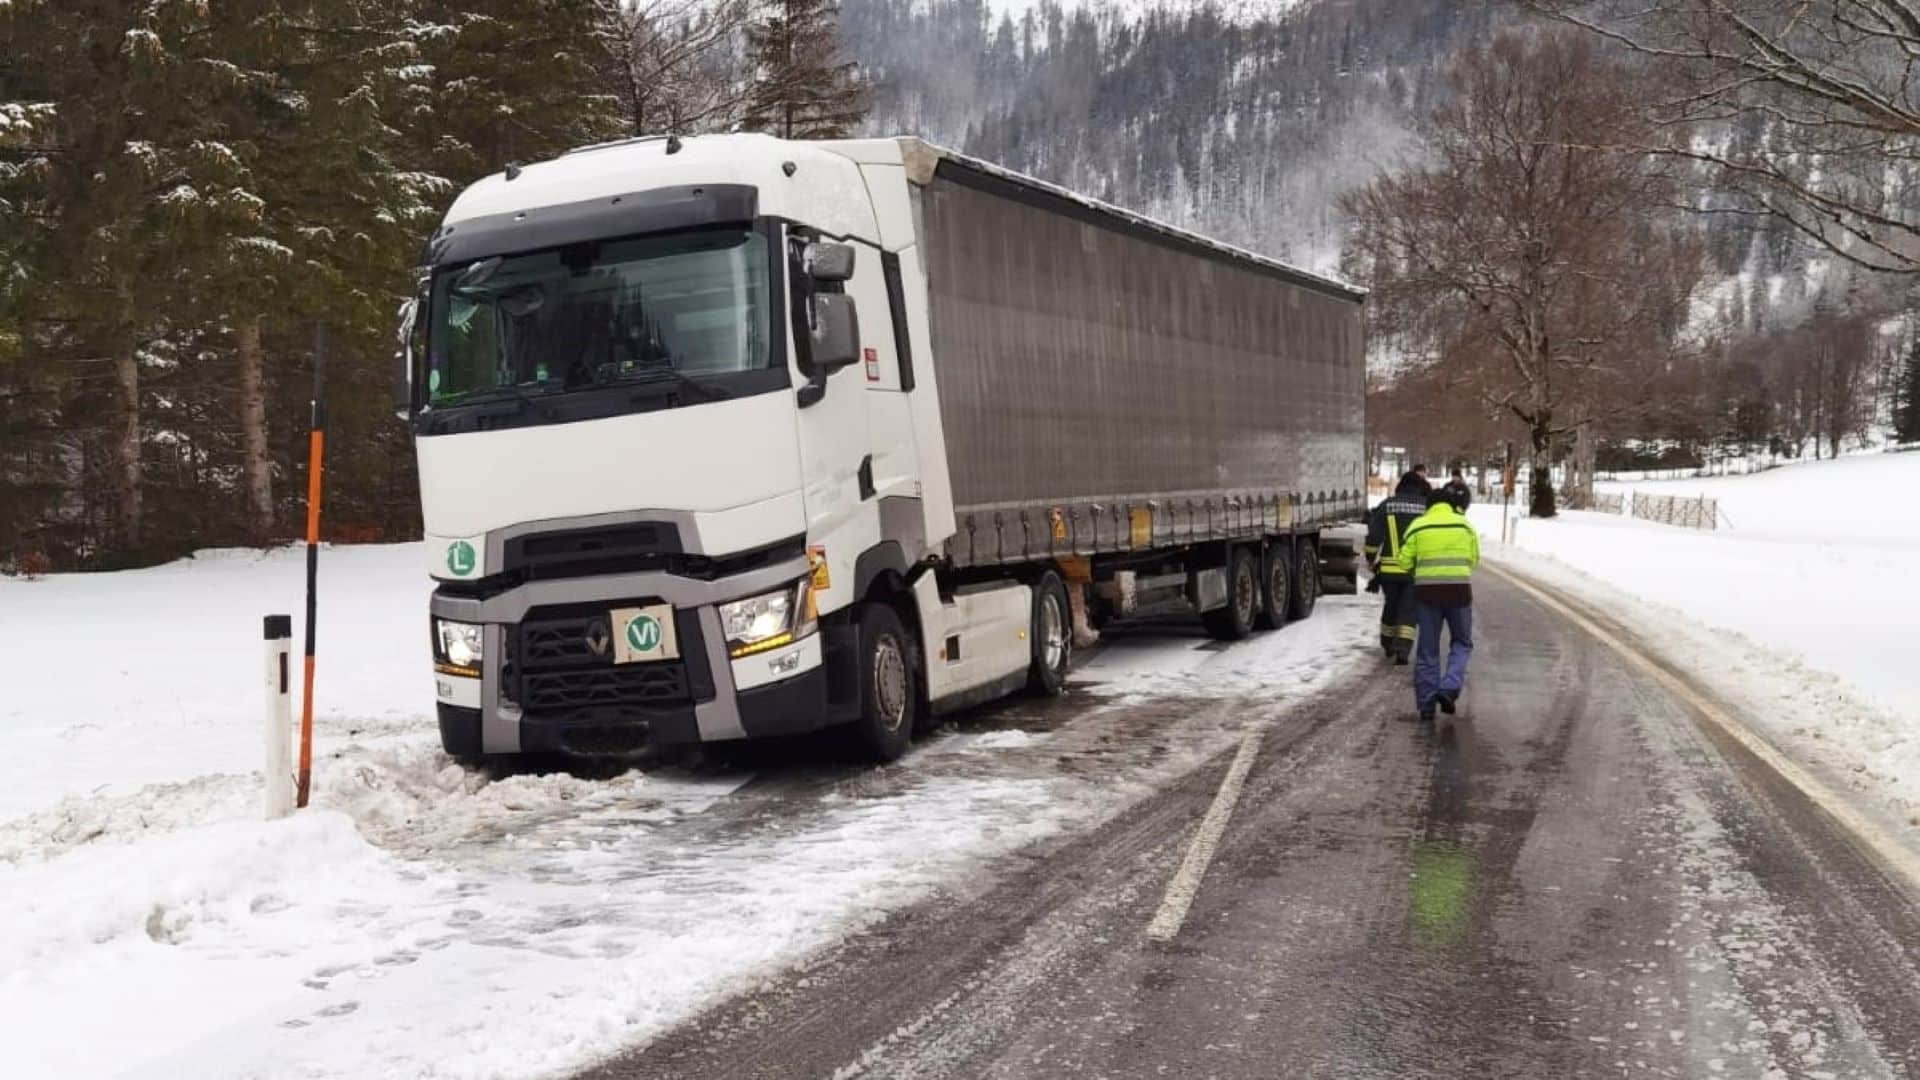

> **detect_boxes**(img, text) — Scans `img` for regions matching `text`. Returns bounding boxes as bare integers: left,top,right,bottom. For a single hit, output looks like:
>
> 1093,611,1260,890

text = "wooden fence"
1631,492,1717,530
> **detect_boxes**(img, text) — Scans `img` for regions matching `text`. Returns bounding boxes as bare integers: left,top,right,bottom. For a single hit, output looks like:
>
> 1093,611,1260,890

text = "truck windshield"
425,228,771,406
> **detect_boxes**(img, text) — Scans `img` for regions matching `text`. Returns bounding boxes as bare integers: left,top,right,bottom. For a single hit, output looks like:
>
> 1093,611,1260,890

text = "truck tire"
1203,546,1258,641
1256,543,1291,631
1289,540,1319,620
847,602,917,762
1026,571,1072,695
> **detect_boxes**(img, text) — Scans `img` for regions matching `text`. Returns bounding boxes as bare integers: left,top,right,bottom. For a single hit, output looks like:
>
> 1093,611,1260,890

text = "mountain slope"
843,0,1500,270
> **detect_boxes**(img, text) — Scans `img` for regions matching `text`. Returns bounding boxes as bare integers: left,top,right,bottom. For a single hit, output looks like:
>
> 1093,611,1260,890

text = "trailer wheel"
1289,540,1319,620
1256,543,1291,631
1026,572,1072,695
1203,547,1258,641
847,602,917,762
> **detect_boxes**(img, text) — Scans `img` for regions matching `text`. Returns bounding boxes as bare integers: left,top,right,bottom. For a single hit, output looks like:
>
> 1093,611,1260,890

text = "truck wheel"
1026,572,1072,695
1289,540,1319,620
848,602,917,762
1255,543,1291,631
1203,547,1258,641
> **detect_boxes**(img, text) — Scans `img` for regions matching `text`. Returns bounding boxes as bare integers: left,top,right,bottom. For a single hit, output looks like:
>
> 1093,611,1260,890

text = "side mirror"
394,297,420,420
808,293,860,374
804,242,856,284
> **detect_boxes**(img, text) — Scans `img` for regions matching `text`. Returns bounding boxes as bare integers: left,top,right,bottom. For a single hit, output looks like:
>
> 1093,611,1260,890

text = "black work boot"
1437,691,1458,715
1418,705,1436,723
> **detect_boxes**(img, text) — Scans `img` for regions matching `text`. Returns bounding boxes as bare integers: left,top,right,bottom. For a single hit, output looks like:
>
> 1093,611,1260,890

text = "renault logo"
584,619,612,657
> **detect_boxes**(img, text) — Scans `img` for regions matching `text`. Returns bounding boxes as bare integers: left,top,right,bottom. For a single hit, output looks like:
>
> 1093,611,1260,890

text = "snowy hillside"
843,0,1489,270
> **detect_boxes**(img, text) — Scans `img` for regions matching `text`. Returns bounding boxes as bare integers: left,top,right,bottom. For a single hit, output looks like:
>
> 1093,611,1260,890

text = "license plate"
610,604,678,664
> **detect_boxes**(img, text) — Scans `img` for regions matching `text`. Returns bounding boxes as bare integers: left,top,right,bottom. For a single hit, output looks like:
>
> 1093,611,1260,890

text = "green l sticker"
447,540,476,576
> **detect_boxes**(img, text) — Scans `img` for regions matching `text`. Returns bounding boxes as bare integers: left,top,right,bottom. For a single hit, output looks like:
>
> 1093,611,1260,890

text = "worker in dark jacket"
1442,468,1472,506
1365,472,1429,663
1401,485,1480,722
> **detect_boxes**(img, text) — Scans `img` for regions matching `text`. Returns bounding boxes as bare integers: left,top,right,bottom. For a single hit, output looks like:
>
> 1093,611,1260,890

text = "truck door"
789,229,879,605
848,248,917,503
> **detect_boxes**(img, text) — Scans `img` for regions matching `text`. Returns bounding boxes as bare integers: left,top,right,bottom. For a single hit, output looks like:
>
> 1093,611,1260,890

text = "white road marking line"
1485,562,1920,898
1146,730,1264,942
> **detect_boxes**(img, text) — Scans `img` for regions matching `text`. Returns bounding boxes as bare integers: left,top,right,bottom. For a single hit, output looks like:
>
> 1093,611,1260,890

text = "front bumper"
430,556,846,756
437,660,835,756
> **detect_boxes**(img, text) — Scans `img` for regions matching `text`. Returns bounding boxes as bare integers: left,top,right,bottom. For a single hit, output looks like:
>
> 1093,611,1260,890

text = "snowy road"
585,571,1920,1080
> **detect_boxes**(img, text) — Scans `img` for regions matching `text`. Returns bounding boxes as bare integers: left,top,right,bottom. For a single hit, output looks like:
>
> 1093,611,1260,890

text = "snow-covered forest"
5,0,1920,567
0,0,864,569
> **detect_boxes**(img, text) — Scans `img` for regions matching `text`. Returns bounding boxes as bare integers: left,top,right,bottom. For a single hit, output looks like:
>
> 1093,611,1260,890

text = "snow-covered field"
0,544,1374,1079
1475,451,1920,834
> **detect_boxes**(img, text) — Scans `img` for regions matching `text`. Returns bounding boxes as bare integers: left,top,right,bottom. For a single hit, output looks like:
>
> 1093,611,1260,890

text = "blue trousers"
1414,602,1473,711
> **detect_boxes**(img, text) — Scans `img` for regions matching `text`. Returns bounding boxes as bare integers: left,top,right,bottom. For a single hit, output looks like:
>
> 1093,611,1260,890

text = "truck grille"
522,613,614,668
510,602,696,718
520,664,688,712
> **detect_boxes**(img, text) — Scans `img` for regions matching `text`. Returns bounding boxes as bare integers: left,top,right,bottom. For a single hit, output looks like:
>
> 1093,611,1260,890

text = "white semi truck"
398,133,1366,763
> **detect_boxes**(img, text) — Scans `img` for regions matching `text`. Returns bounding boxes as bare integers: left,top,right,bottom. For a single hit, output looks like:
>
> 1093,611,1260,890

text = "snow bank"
964,728,1049,750
0,544,433,822
5,810,455,1079
1078,599,1377,702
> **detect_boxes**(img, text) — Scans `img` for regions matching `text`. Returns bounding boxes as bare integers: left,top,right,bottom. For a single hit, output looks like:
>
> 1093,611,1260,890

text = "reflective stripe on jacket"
1402,503,1479,585
1365,494,1428,577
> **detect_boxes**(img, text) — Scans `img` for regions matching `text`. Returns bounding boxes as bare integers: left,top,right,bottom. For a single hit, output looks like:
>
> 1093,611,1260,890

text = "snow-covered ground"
0,544,1374,1079
1473,451,1920,835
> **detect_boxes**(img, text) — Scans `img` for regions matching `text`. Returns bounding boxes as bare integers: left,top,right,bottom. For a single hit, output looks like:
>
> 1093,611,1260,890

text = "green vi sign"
446,539,477,576
626,613,663,653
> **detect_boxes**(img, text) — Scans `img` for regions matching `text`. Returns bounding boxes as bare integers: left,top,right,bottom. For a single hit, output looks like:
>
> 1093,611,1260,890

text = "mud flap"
1067,582,1101,649
821,617,863,724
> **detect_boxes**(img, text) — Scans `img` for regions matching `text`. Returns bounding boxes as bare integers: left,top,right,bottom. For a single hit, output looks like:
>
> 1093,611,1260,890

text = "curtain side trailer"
404,134,1366,762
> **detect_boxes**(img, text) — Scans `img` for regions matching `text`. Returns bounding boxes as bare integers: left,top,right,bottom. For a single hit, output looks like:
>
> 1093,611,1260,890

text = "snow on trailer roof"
894,137,1368,303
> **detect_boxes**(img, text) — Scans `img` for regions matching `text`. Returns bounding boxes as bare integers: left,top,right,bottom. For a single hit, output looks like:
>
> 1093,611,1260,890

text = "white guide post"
263,614,294,819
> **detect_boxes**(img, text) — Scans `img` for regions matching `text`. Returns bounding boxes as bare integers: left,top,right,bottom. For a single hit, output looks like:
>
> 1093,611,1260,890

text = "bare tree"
597,0,755,135
1805,304,1876,457
1342,30,1702,517
1535,0,1920,274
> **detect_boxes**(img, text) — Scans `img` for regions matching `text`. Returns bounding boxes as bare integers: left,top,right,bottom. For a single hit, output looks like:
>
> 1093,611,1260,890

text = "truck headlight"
719,579,816,658
435,618,484,669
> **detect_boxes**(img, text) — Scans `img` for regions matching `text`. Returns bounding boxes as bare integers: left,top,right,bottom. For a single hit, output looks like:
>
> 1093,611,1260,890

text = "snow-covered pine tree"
742,0,869,140
154,1,438,542
1895,338,1920,445
0,0,228,561
403,0,623,186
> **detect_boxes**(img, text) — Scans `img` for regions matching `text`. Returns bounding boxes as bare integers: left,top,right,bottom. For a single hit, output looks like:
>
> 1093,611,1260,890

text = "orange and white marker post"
296,325,327,809
264,614,294,819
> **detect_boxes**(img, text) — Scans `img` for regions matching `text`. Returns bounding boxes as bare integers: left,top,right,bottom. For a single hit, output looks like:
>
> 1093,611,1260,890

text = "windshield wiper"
623,368,728,404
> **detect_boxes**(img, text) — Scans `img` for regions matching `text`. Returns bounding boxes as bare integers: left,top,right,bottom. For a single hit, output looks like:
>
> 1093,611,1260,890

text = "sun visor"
420,184,759,267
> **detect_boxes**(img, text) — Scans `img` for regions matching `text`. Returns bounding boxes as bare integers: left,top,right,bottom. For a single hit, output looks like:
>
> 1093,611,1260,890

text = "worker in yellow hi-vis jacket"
1401,485,1480,722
